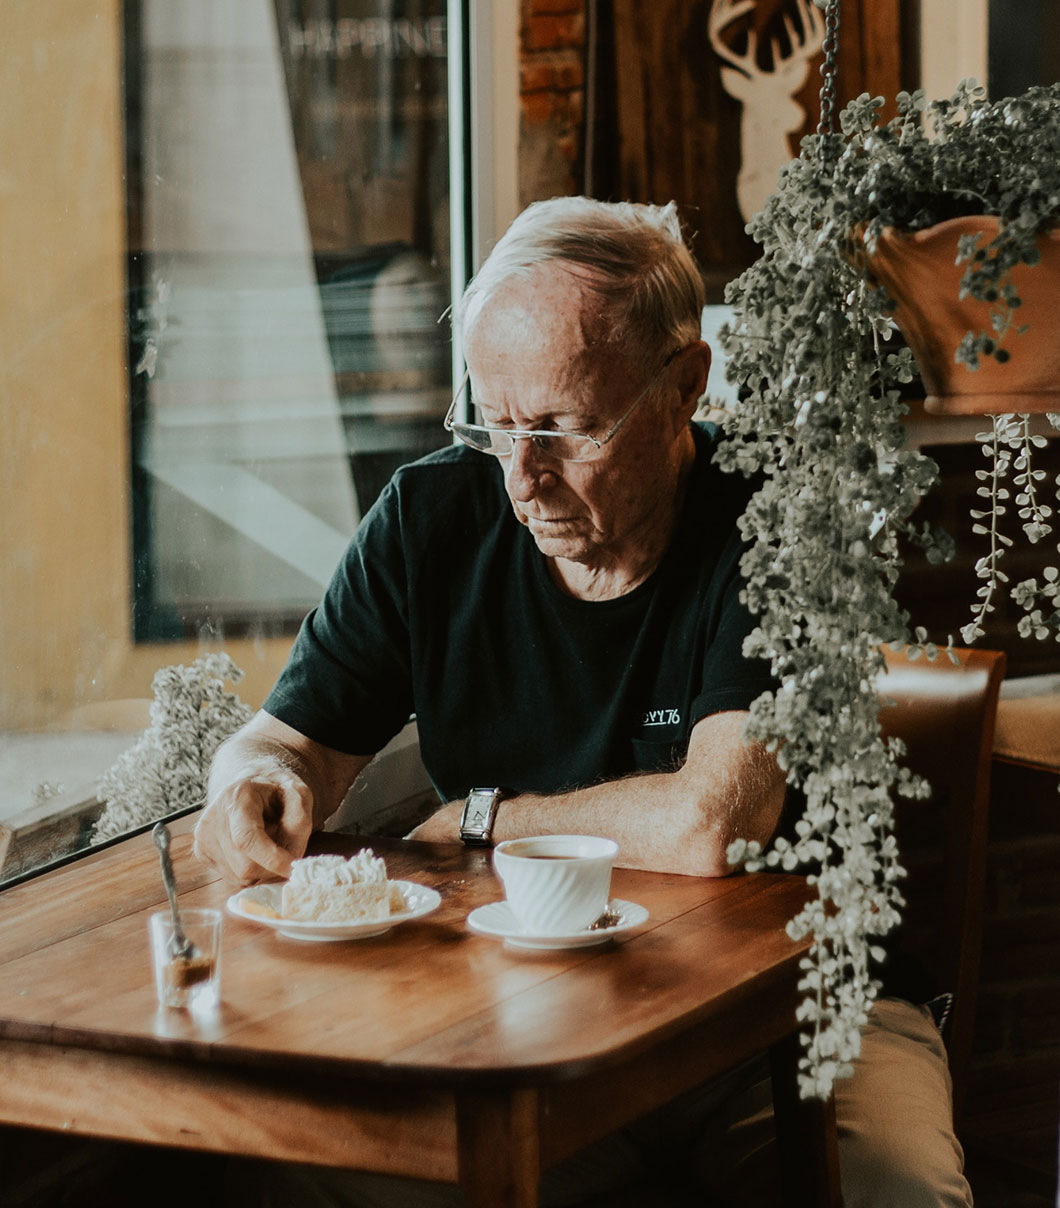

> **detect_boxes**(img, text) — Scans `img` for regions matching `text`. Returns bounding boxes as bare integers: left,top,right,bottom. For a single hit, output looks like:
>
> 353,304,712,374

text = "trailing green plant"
850,81,1060,645
717,78,1060,1099
92,653,252,842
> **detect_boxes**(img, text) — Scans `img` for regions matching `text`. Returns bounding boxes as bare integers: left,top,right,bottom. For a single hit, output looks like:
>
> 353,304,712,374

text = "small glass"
149,908,222,1011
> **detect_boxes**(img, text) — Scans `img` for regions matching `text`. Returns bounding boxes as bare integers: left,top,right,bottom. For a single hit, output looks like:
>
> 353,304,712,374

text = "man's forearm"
415,711,786,878
491,758,783,877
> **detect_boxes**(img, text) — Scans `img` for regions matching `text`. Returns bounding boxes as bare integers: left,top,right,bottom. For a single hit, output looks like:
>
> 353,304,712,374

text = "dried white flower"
92,653,252,842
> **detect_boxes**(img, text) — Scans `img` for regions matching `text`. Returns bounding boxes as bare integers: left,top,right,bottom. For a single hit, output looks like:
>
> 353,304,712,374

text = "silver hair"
457,197,705,362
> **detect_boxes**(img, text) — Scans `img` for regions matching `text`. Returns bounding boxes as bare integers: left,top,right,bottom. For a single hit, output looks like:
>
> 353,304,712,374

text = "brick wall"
965,757,1060,1199
518,0,586,205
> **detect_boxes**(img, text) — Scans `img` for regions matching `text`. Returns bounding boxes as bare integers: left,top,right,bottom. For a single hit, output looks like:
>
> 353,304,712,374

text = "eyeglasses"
443,349,681,464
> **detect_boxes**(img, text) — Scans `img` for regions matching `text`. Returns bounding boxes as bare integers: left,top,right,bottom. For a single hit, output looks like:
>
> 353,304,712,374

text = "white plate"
227,881,441,942
466,899,649,950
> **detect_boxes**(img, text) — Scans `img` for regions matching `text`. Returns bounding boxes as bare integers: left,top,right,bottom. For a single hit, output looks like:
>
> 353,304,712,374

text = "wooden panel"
894,437,1060,679
770,1032,844,1208
878,646,1005,1127
596,0,908,293
457,1088,541,1208
537,960,802,1168
0,1038,458,1180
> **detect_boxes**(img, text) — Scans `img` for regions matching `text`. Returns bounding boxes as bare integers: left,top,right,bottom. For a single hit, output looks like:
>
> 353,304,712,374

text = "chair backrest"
876,645,1006,1126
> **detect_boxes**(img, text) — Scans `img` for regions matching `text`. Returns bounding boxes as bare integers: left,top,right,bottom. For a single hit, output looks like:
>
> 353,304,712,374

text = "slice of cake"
281,850,405,923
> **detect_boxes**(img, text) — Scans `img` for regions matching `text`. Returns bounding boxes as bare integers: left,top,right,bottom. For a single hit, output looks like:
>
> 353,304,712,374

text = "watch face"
465,790,494,830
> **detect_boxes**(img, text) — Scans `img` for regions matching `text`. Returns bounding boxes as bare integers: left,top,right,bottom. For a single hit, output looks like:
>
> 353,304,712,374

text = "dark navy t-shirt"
264,423,775,802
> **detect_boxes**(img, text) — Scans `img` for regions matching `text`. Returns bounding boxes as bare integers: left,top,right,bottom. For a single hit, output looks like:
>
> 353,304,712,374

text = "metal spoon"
588,904,622,931
152,822,198,960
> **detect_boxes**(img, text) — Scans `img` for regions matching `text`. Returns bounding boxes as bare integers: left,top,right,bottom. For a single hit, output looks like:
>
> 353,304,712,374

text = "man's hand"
193,765,314,886
193,711,373,888
406,800,462,843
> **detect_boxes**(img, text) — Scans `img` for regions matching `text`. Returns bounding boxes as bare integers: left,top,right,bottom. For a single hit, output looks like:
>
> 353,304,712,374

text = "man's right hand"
193,764,315,887
192,710,373,888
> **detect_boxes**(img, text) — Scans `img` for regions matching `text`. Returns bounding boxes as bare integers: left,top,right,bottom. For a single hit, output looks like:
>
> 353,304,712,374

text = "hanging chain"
816,0,841,136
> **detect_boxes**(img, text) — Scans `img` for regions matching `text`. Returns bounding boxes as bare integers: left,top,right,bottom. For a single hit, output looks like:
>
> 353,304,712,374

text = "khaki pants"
226,998,973,1207
834,999,973,1208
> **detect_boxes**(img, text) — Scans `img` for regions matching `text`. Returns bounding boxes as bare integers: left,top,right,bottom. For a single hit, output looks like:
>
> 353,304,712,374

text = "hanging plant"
717,75,1060,1098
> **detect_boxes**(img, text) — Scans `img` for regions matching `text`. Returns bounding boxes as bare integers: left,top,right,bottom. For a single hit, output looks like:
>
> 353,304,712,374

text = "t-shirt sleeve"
263,481,414,755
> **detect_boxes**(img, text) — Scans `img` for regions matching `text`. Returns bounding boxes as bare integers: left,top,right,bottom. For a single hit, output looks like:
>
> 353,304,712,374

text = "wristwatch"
459,787,506,846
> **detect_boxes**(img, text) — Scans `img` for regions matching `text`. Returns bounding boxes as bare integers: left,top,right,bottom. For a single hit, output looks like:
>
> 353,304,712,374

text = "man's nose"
503,437,556,499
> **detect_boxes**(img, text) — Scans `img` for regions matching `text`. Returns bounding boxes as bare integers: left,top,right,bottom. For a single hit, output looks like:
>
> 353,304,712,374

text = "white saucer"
227,881,441,942
466,899,649,950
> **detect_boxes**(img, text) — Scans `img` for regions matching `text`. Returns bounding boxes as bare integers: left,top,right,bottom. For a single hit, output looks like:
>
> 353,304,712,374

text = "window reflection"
1,0,455,887
129,0,452,639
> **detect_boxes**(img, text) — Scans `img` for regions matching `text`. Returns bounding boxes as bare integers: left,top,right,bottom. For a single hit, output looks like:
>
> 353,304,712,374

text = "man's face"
462,266,689,573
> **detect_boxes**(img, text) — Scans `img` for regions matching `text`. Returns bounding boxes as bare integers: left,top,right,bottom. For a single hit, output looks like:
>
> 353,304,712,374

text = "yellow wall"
0,2,290,731
920,0,989,102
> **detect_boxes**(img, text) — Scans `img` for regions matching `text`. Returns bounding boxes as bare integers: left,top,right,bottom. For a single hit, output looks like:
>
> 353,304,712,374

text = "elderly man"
196,197,784,884
198,198,971,1208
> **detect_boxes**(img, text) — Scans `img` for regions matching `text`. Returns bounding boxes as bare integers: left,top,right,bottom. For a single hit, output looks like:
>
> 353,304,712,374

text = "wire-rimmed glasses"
443,350,680,464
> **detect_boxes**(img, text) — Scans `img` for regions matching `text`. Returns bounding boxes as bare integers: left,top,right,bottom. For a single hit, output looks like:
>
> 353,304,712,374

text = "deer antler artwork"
708,0,824,222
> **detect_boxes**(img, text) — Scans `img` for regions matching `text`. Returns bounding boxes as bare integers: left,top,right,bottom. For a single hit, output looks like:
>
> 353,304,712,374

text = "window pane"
1,0,456,887
128,0,453,640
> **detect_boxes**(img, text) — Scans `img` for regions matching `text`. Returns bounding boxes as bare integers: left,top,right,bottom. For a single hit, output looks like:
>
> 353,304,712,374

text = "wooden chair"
875,644,1006,1128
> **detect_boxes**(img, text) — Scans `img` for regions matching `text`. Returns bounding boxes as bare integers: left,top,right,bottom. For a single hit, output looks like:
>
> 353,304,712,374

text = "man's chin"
527,531,593,562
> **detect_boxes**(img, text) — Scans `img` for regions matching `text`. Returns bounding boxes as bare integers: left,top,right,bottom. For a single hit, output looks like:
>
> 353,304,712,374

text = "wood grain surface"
0,818,835,1204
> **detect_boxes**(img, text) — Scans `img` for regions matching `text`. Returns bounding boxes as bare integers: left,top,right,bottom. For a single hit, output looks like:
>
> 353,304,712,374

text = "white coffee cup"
493,835,618,935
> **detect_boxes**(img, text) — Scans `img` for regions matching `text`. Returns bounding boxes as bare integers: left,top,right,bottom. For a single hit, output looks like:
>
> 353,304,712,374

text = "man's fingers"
193,804,270,887
194,774,314,887
228,796,294,881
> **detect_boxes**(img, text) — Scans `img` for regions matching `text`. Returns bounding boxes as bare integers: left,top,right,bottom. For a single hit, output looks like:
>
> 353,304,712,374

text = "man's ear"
672,341,711,427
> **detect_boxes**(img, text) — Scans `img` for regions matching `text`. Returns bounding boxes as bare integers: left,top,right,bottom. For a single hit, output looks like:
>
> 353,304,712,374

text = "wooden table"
0,820,841,1206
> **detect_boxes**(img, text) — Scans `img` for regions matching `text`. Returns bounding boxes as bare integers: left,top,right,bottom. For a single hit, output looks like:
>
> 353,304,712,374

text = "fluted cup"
493,835,618,934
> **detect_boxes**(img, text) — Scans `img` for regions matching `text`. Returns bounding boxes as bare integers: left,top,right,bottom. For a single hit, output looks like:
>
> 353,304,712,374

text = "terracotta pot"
865,215,1060,416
